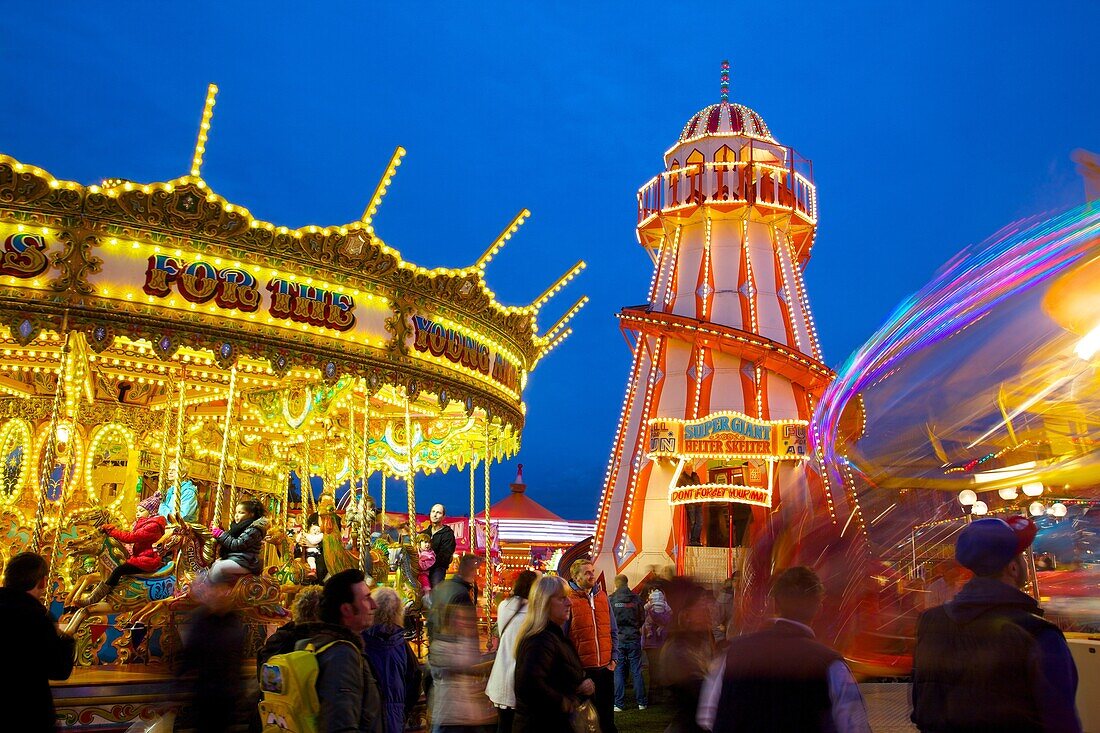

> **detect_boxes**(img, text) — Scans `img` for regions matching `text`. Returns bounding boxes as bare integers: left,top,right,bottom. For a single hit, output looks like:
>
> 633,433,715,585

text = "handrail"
637,161,817,225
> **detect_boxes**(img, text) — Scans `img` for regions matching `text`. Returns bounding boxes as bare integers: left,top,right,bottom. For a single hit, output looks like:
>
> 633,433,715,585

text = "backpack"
258,639,357,733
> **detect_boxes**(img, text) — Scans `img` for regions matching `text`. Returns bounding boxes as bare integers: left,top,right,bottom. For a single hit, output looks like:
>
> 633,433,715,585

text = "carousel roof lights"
360,146,406,233
188,87,219,177
531,260,587,311
473,209,530,270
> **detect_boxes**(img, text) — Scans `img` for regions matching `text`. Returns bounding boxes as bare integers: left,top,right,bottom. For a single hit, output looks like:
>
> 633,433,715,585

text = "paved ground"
613,682,916,732
862,682,918,733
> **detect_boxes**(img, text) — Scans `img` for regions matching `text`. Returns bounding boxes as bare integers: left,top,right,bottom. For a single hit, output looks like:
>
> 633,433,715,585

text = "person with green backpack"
258,568,383,733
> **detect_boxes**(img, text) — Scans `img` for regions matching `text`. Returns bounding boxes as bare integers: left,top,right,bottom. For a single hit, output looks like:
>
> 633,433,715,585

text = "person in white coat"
487,570,539,733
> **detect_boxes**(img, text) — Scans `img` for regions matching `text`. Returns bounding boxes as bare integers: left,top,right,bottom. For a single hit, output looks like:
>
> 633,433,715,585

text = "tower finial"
190,83,218,179
720,60,730,103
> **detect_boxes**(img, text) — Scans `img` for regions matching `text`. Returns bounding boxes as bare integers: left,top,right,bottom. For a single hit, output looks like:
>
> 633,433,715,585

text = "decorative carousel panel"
0,419,31,504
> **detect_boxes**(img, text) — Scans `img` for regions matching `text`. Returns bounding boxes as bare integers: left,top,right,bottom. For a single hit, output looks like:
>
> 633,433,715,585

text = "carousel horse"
61,507,181,635
386,531,424,614
162,515,286,621
264,522,312,586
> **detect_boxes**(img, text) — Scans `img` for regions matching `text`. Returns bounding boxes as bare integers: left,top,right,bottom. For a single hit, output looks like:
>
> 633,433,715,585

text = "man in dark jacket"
911,515,1081,733
610,574,646,711
697,566,869,732
306,568,383,733
0,551,75,732
424,503,456,589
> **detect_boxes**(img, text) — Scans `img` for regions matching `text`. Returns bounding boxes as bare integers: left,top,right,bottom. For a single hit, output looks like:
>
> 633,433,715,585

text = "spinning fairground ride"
814,200,1100,676
0,85,584,729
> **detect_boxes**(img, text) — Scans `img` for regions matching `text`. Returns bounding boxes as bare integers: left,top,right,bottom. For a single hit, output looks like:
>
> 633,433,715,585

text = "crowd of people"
2,504,1086,733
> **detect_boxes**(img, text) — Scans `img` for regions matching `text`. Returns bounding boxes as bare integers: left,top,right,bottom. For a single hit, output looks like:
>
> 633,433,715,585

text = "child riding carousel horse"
71,492,167,608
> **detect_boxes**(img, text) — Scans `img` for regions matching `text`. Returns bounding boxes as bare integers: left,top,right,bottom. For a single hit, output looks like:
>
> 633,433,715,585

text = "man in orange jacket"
564,559,620,733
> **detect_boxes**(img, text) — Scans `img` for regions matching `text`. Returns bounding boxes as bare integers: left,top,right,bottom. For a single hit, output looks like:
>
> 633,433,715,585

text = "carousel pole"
404,393,416,532
359,385,370,570
228,390,243,513
171,377,187,517
31,332,69,554
347,395,364,571
380,473,387,529
483,420,493,625
228,429,240,516
469,457,476,553
323,422,334,502
281,458,290,527
156,373,175,496
212,365,238,524
48,338,88,591
302,438,314,516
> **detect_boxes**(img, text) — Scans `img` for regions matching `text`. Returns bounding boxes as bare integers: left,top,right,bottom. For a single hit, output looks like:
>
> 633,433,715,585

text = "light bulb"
1051,503,1068,518
55,424,70,443
998,487,1019,500
972,500,989,516
1029,501,1046,517
958,489,977,506
1022,482,1044,497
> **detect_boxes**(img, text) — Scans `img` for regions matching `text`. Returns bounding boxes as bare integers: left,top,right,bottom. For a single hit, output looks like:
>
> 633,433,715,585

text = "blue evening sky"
3,3,1098,520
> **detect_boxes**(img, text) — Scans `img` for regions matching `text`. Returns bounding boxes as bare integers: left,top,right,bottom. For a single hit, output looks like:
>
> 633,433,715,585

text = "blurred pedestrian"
208,499,268,584
715,572,738,640
310,568,383,732
487,570,538,733
697,566,869,732
911,516,1081,733
661,582,716,733
0,551,75,732
428,554,496,732
514,575,596,733
641,586,671,704
175,580,247,733
363,586,423,733
610,574,646,712
428,553,482,641
564,560,618,733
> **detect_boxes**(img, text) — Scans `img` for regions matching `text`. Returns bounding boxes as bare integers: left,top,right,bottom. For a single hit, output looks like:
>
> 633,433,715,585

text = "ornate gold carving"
50,229,102,295
0,159,81,213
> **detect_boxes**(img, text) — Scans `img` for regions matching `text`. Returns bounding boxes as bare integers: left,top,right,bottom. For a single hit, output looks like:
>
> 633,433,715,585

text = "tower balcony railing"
637,161,817,225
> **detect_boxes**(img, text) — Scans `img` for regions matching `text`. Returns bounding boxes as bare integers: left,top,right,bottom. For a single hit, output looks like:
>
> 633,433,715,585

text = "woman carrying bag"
513,575,596,733
486,570,538,733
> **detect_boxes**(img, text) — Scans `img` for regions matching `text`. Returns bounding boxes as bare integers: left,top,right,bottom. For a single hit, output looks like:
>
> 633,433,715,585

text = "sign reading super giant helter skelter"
646,411,809,461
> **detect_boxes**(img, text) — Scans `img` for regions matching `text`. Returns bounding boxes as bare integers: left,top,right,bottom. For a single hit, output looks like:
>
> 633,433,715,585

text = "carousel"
0,84,584,728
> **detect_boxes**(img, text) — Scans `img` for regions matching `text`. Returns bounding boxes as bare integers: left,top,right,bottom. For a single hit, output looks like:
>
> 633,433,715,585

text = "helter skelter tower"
593,63,835,586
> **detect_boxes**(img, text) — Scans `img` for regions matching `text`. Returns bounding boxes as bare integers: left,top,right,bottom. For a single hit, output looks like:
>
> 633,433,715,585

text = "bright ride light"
972,500,989,516
1029,501,1046,517
958,489,977,506
1022,481,1044,497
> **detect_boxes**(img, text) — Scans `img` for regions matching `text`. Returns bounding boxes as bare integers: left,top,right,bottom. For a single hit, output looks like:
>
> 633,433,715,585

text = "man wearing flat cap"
911,515,1081,733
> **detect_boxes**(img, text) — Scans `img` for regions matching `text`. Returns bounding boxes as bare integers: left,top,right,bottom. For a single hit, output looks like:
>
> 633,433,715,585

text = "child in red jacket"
73,492,167,608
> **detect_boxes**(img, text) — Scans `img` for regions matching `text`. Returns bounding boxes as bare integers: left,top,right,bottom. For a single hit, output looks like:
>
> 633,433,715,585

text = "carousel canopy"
0,84,588,522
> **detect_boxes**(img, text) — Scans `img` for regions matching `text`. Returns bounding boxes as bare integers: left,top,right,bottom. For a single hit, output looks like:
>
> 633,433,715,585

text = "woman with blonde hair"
487,570,538,733
363,586,423,733
513,575,595,733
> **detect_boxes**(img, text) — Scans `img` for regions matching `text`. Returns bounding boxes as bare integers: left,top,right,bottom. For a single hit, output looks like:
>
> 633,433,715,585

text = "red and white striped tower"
593,63,834,585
